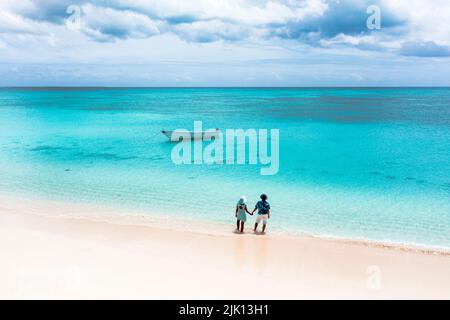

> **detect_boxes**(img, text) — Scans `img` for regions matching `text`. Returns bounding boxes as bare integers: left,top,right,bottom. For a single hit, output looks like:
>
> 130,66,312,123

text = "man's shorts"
256,214,269,225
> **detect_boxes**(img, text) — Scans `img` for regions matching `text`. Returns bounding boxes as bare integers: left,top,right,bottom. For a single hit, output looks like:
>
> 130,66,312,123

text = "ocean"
0,87,449,249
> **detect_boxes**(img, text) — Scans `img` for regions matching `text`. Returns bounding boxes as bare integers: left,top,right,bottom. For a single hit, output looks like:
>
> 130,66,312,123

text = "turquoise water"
1,88,449,248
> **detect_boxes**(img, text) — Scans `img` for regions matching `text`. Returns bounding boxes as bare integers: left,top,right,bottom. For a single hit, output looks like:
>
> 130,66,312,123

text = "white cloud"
383,0,450,45
110,0,328,25
0,0,448,59
79,4,160,42
0,9,41,34
1,1,333,43
171,19,248,43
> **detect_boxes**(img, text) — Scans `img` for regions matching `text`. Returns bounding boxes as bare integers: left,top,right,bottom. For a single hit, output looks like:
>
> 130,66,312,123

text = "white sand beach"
0,195,449,300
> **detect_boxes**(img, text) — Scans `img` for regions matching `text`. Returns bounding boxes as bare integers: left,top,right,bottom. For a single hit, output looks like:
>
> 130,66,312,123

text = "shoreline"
1,194,448,257
1,194,450,299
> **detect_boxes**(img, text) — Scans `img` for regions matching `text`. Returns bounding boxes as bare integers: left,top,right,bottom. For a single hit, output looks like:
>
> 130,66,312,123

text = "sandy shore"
0,195,449,299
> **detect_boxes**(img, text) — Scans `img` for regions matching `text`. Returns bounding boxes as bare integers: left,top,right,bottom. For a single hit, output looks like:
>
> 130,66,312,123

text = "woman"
235,196,252,233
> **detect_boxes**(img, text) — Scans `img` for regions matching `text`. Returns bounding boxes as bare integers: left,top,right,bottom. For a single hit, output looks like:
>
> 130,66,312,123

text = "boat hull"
161,130,220,142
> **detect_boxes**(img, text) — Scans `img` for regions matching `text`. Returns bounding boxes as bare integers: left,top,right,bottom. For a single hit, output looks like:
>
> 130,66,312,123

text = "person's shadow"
253,230,266,236
232,229,266,235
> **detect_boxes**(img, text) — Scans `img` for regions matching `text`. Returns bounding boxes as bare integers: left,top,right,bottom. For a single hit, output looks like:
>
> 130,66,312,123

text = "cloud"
171,19,248,43
0,0,449,59
399,41,450,57
0,9,43,34
0,1,395,43
79,4,160,42
0,0,83,24
270,0,404,42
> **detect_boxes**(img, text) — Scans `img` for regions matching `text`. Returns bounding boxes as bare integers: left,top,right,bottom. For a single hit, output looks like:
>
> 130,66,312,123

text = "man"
252,194,271,233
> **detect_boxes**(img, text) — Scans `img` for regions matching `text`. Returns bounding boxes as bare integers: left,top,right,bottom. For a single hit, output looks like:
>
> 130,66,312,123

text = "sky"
0,0,450,86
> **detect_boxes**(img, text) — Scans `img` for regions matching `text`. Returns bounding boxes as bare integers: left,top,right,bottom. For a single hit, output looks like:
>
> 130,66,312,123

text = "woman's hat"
238,196,247,205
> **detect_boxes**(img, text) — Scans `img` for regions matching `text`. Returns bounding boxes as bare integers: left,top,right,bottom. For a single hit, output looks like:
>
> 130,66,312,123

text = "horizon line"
1,86,450,89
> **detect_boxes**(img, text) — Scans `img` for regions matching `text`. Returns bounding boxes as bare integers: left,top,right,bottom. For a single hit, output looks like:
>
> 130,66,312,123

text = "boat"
161,129,220,141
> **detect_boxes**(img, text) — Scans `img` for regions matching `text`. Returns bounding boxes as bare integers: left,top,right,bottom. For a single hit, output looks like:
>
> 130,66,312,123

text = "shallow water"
0,87,449,248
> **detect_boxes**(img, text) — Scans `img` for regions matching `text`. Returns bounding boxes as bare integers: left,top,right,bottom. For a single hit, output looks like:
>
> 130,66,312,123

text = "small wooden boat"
161,129,219,141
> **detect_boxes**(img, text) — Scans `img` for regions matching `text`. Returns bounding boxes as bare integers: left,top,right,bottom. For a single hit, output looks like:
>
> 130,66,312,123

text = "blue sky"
1,0,450,86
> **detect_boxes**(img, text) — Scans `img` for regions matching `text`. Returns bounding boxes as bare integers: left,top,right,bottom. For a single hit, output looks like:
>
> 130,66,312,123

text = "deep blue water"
0,88,449,248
